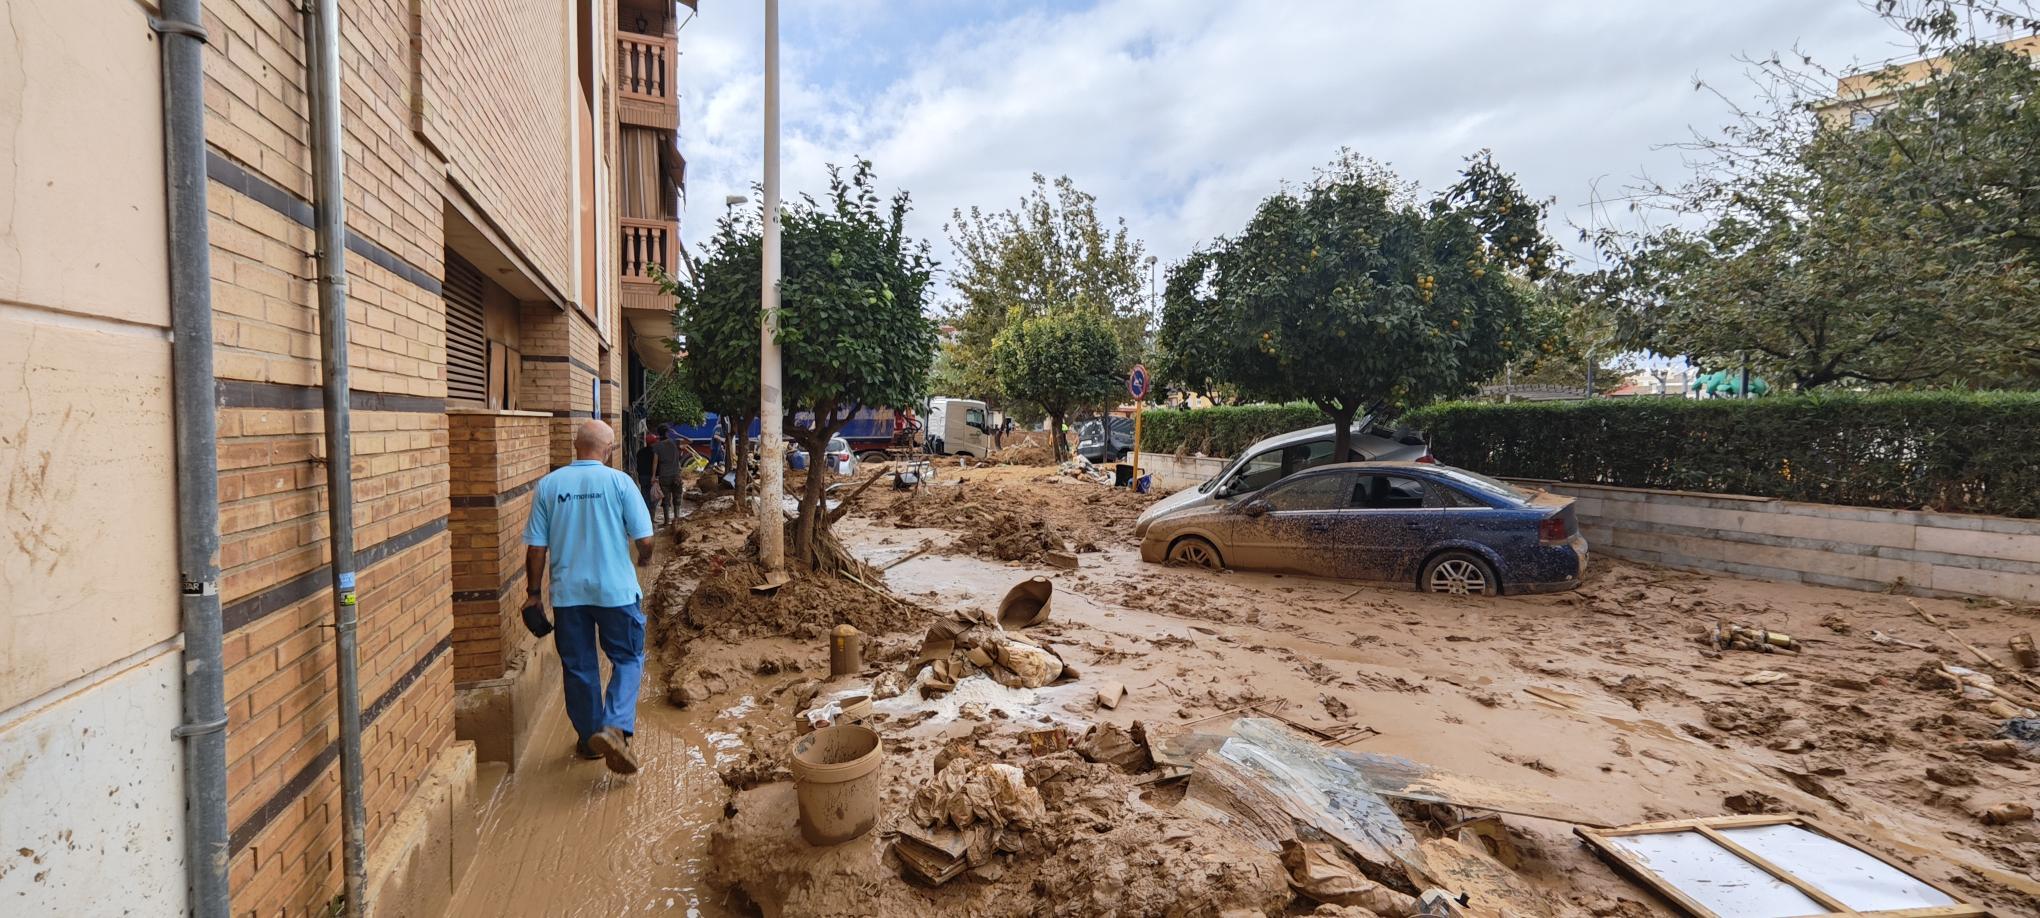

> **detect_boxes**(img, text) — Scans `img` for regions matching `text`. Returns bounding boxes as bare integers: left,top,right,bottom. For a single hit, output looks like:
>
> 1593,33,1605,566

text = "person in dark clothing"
635,432,659,511
651,431,685,523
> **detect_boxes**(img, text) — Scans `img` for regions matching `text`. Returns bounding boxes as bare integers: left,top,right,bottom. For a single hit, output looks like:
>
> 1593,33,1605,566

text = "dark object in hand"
521,598,553,638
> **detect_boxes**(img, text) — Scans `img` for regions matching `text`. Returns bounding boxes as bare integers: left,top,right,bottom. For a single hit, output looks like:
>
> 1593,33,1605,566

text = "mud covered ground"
647,465,2040,917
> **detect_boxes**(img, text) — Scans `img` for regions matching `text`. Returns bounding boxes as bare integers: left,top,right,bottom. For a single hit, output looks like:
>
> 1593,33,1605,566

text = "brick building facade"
1,0,688,914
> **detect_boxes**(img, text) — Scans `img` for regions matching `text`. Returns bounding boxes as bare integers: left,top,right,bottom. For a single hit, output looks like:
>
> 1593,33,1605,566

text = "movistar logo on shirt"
559,493,603,503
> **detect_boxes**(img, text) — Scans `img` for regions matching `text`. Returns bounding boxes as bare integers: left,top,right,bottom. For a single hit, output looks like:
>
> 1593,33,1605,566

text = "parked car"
1137,461,1587,595
1077,416,1136,462
825,436,856,475
1133,421,1431,534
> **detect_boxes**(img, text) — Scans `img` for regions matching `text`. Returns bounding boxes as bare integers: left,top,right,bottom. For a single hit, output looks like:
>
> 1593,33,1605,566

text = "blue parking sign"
1128,364,1149,399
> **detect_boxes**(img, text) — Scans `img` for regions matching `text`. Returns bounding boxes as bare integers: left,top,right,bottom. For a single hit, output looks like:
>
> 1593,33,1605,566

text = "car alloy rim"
1430,558,1487,595
1171,541,1216,569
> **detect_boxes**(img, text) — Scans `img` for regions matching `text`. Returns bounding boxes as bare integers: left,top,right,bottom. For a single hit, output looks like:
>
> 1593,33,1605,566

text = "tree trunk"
1048,410,1066,461
731,419,753,500
790,411,848,570
1329,402,1358,463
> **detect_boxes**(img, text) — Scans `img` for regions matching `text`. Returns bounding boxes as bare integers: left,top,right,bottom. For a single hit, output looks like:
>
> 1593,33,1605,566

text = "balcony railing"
617,31,674,105
620,217,672,286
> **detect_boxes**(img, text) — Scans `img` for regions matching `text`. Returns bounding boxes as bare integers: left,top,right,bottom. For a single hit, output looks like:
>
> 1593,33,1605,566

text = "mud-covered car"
1137,461,1587,595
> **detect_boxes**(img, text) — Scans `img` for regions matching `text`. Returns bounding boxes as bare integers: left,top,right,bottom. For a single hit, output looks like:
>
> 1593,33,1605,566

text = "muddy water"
447,544,746,918
446,693,748,917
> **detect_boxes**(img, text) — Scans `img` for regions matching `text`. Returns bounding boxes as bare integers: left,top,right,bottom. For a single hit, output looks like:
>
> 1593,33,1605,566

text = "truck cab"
925,397,992,457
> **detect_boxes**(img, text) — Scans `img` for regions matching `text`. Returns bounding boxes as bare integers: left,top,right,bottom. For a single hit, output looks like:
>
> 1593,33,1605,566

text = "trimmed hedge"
1402,392,2040,518
1138,403,1330,457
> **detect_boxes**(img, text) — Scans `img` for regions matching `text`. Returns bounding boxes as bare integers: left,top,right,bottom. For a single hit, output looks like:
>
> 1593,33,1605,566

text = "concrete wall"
1530,481,2040,602
0,0,186,911
1131,450,1230,492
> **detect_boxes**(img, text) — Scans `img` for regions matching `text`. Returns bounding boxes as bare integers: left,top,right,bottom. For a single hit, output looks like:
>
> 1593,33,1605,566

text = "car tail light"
1415,451,1437,464
1539,514,1569,543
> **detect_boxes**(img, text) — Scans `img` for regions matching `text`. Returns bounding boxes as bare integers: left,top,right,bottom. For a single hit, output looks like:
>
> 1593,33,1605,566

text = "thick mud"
469,465,2040,917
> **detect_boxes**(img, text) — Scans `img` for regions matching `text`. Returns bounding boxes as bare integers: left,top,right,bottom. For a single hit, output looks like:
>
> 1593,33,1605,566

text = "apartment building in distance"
1817,33,2040,128
0,0,689,914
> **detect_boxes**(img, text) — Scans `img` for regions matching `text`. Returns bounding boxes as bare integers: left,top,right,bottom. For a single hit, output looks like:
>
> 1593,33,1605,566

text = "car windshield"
827,437,849,453
1435,467,1532,503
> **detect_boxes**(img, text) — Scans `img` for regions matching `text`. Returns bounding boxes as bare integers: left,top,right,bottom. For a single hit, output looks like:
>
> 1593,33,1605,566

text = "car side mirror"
1240,499,1270,517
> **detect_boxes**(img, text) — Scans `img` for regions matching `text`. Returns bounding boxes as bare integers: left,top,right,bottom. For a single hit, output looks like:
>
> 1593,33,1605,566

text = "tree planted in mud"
773,164,942,569
1160,150,1552,459
989,308,1123,461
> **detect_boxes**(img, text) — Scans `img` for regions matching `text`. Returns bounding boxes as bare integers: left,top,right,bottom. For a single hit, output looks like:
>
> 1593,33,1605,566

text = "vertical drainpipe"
157,1,232,914
302,0,369,913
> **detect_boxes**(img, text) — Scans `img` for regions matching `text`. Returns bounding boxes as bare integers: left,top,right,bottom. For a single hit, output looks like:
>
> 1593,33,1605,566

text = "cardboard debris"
1281,839,1417,915
1045,549,1079,570
1409,836,1556,917
1075,721,1152,772
1096,679,1126,710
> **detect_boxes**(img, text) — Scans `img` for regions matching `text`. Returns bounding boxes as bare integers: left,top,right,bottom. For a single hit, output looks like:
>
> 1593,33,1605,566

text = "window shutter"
444,253,487,404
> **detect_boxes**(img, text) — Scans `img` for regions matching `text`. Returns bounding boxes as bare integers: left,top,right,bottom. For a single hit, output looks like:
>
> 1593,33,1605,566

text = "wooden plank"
1590,814,1800,837
1694,824,1855,915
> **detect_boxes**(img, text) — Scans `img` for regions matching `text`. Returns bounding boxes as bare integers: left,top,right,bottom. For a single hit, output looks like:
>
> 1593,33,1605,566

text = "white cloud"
676,1,1911,300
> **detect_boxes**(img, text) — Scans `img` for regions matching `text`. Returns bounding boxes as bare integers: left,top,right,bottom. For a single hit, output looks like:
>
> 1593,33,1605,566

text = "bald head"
573,420,615,459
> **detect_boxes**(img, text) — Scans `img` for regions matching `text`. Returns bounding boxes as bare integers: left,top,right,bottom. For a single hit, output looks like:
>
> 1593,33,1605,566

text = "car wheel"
1421,551,1497,596
1167,537,1223,570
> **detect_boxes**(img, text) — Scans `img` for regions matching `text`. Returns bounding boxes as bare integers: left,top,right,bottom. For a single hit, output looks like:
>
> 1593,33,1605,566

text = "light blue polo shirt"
524,460,655,609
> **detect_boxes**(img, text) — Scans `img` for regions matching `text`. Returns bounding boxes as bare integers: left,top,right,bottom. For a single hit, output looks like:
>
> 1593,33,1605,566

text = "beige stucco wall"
0,0,188,912
0,0,182,711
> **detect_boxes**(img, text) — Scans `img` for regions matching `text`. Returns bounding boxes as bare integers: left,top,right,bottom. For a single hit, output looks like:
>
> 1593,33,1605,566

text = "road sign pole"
1131,399,1143,488
1127,364,1149,489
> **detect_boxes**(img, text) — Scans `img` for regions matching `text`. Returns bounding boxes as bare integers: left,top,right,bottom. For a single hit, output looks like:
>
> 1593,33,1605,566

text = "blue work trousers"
553,601,644,740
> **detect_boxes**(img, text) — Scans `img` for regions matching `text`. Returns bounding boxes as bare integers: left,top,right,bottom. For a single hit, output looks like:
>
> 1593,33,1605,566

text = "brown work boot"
573,737,602,760
588,727,639,775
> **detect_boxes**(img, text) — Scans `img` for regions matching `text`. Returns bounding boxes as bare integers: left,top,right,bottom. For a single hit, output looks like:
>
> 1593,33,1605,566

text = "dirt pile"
878,472,1166,558
990,444,1054,466
681,559,929,642
709,731,1289,918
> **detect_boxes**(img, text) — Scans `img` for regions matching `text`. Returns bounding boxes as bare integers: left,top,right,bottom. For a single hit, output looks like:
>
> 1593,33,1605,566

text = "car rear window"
1436,468,1531,503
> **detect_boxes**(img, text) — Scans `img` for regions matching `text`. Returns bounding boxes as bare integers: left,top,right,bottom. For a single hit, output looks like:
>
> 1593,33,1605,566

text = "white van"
925,397,993,456
1133,421,1430,537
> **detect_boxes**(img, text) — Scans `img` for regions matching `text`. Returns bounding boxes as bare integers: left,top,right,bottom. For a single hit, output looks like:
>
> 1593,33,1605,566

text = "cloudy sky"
674,1,1917,303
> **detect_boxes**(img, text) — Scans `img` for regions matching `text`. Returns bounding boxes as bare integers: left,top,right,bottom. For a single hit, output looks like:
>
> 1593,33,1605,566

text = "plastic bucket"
997,576,1055,629
790,725,883,845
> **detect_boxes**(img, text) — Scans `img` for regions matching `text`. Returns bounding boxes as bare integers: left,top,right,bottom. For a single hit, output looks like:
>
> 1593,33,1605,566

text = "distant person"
523,420,654,774
635,432,659,509
651,428,685,523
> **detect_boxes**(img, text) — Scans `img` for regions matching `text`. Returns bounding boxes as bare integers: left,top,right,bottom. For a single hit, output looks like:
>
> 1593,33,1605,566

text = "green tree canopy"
945,174,1151,404
989,309,1123,461
1159,150,1553,458
1587,1,2040,390
669,161,937,566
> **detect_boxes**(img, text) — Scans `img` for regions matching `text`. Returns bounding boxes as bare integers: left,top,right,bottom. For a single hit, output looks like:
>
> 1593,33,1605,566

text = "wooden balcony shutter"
444,253,487,405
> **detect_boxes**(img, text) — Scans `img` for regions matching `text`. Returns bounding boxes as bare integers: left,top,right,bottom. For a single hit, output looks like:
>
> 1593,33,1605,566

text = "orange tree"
1159,151,1552,459
673,162,936,566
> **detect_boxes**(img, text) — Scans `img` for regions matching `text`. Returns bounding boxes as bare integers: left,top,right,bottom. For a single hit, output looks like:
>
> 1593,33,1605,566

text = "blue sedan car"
1137,462,1587,595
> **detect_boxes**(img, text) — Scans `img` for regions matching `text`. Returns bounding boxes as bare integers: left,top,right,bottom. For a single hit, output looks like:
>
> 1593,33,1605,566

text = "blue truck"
660,407,900,459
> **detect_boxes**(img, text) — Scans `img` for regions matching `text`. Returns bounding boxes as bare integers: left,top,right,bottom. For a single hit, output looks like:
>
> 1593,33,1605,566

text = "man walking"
524,420,655,774
635,430,660,512
651,426,685,524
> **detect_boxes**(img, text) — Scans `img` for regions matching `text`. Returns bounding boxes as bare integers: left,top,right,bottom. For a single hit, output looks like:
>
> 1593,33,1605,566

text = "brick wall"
196,0,593,912
418,0,575,299
448,411,551,683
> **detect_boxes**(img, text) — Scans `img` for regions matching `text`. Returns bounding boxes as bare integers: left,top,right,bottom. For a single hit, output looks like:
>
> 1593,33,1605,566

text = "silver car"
1134,422,1431,539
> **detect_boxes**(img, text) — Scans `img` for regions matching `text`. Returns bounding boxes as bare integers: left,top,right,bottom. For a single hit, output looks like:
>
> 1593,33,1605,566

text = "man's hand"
635,537,655,568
